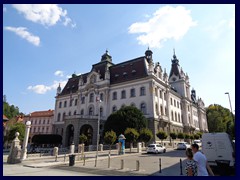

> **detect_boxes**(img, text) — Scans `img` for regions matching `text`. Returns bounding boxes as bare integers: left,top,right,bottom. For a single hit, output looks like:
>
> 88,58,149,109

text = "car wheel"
163,149,166,153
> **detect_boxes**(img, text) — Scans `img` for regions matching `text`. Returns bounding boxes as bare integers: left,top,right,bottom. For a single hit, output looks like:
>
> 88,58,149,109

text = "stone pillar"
78,144,83,153
53,147,58,156
100,144,103,151
7,132,21,164
20,121,31,161
69,143,75,154
137,142,142,153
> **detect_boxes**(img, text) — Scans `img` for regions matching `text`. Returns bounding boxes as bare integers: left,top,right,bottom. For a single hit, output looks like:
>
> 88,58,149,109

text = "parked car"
193,139,202,147
177,142,191,150
147,144,166,154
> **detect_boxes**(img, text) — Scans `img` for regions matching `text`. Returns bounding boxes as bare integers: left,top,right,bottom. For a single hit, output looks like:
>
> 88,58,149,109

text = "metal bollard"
121,159,124,169
136,160,140,171
180,159,183,175
83,155,86,166
159,158,162,173
108,152,111,168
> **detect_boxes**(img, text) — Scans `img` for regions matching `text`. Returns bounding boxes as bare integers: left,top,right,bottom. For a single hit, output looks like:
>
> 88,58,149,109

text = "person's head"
186,148,194,159
191,143,199,153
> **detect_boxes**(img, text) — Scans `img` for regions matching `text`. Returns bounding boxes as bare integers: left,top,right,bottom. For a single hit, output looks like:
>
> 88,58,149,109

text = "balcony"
159,115,169,123
64,114,106,120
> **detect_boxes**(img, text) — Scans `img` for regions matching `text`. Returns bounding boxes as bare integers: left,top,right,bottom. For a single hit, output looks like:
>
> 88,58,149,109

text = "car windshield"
148,145,155,147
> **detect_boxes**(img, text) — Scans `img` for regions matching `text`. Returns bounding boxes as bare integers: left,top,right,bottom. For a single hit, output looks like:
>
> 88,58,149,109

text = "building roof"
110,56,148,84
28,110,54,117
3,115,9,121
58,54,148,96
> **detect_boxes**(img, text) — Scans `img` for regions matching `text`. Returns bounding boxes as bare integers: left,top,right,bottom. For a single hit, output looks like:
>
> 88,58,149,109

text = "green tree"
124,128,139,152
104,130,117,152
170,132,177,147
177,132,185,142
189,134,194,144
138,128,153,145
196,132,203,139
184,133,190,141
156,130,168,144
79,134,88,144
104,106,147,136
193,134,200,140
206,104,234,138
7,123,25,142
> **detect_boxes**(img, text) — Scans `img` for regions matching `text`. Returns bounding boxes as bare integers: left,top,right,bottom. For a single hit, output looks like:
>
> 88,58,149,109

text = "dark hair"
191,143,199,150
186,148,193,158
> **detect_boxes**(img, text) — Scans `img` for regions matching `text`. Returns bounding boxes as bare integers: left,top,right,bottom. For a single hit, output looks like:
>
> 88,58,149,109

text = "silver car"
147,144,166,154
177,142,191,150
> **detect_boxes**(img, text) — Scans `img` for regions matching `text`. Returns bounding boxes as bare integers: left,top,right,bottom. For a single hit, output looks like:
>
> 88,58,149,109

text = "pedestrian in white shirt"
191,143,214,176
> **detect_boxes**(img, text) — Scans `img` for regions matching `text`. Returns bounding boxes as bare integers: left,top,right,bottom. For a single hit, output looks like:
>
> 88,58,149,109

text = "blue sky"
3,4,235,114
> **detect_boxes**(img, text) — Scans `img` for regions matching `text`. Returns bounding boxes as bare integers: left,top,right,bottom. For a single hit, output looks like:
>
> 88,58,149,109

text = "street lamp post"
95,95,101,167
20,120,31,161
225,92,235,125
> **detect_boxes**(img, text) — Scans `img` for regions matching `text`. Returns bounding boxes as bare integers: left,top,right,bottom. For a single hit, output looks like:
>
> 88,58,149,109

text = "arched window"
140,87,146,96
121,90,126,99
112,106,117,112
140,103,146,114
57,113,61,122
80,109,84,115
89,93,94,103
89,107,94,116
100,93,104,101
175,112,177,121
63,112,66,121
155,103,159,115
100,107,103,117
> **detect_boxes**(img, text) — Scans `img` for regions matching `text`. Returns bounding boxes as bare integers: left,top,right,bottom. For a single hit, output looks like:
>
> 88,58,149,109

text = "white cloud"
27,85,51,94
27,80,67,94
54,70,64,77
3,6,6,12
128,5,197,48
12,4,75,27
4,26,40,46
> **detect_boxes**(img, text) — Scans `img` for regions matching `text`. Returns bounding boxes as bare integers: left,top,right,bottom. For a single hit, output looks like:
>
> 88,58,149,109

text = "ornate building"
53,49,208,147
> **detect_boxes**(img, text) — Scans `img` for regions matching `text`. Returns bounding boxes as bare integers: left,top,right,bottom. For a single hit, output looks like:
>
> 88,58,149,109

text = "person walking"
185,148,197,176
191,143,214,176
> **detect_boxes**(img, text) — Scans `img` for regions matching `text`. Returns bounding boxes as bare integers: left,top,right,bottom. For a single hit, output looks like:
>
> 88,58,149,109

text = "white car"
193,139,202,147
177,142,191,150
147,144,166,154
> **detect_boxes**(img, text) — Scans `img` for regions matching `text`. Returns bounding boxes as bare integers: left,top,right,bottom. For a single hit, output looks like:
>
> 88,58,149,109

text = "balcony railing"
64,114,106,120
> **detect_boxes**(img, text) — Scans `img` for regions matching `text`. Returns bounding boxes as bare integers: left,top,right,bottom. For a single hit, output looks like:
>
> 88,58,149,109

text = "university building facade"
53,49,208,147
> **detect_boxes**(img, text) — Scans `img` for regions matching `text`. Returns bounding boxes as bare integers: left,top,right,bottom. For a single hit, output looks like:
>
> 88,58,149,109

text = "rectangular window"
174,100,176,107
81,97,85,104
59,102,62,108
64,101,67,107
170,98,173,105
159,90,162,98
140,87,146,96
130,89,135,97
75,99,78,106
113,92,117,100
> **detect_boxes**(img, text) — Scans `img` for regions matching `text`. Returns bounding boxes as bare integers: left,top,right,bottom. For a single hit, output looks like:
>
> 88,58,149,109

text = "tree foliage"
3,101,23,120
104,106,147,136
156,130,168,144
138,128,153,144
7,123,25,141
104,130,117,145
206,104,234,137
177,132,185,141
124,128,139,143
79,134,88,144
170,132,177,140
